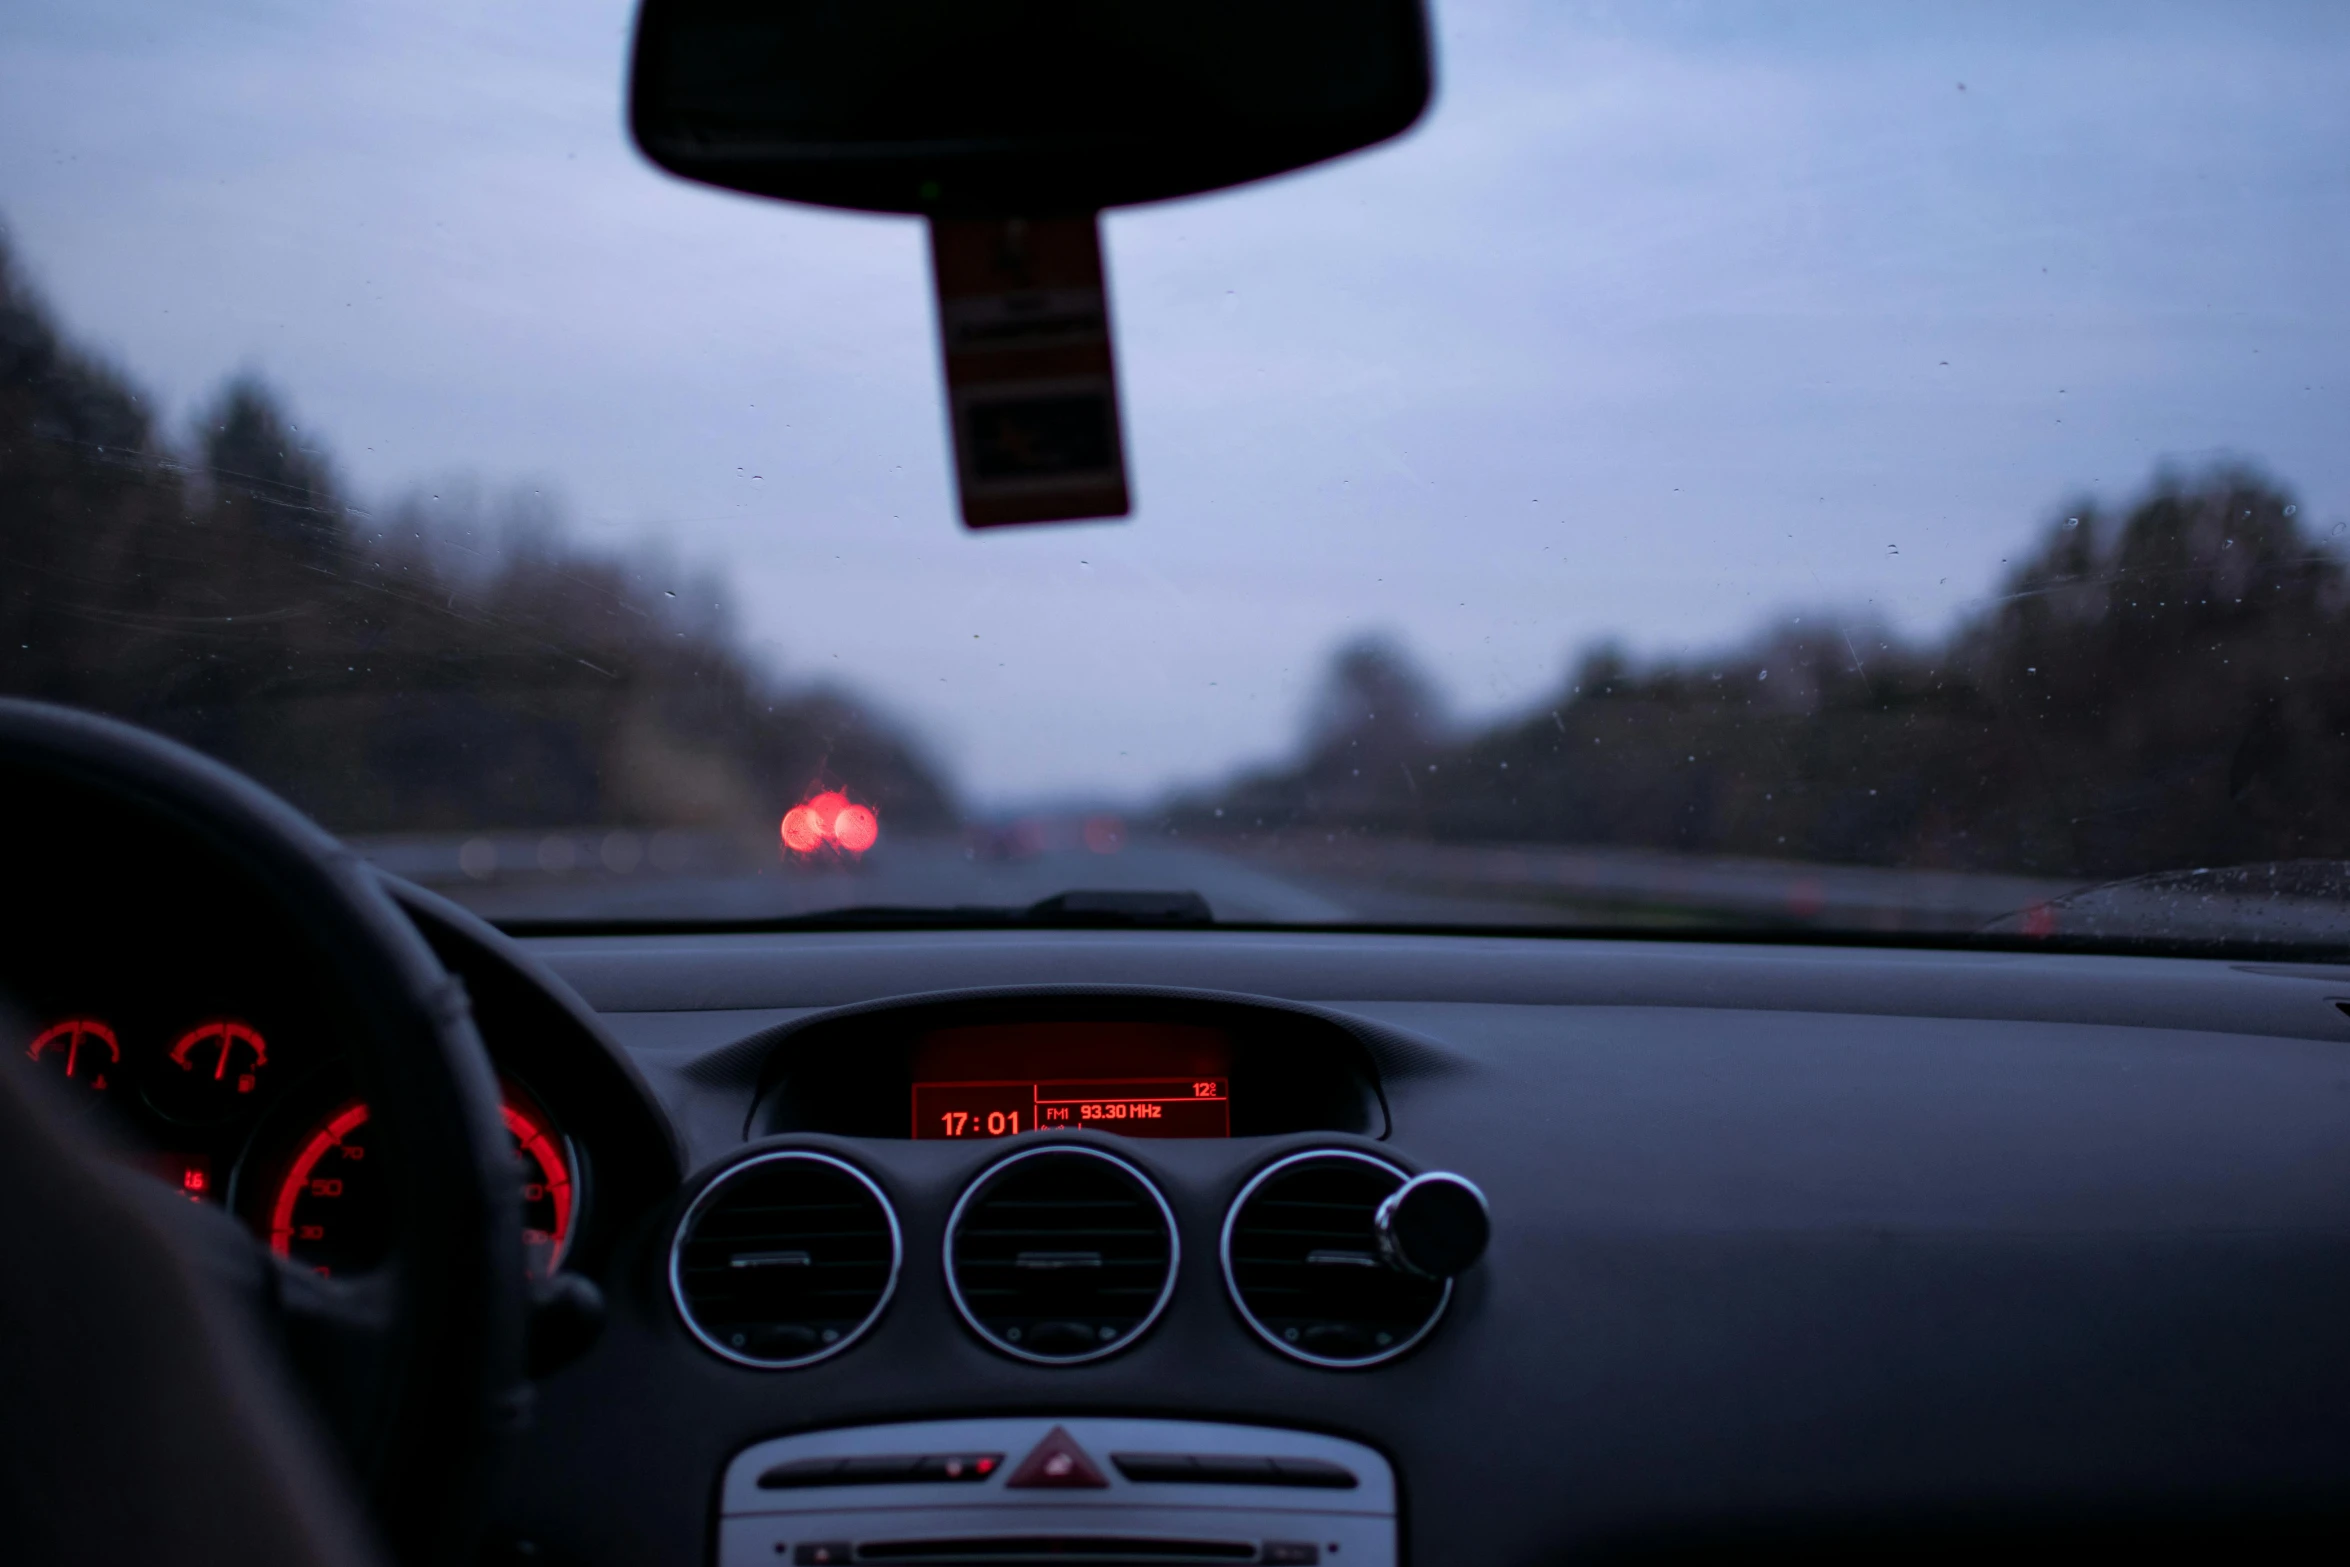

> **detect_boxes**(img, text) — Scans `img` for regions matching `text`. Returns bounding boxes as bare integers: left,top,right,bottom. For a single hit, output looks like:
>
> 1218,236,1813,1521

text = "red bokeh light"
834,804,879,853
779,791,880,857
780,805,827,853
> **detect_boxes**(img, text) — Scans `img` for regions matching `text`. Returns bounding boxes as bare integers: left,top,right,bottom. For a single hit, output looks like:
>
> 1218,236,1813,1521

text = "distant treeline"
1174,470,2350,880
0,230,954,834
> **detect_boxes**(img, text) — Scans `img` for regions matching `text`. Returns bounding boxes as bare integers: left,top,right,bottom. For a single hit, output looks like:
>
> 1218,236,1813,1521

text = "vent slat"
948,1149,1176,1364
672,1153,900,1368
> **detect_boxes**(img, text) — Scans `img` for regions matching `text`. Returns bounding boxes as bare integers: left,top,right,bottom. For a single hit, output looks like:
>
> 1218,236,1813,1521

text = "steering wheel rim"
0,698,527,1565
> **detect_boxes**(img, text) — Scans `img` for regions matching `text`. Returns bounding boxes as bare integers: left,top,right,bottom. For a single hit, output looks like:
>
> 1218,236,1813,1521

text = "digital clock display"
916,1077,1230,1139
909,1021,1232,1140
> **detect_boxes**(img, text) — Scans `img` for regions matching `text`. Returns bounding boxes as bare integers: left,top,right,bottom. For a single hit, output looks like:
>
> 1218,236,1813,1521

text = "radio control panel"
718,1417,1397,1567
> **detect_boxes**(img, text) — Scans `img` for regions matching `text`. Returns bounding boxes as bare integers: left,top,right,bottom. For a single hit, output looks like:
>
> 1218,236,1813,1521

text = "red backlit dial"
26,1018,119,1094
262,1082,576,1279
173,1019,267,1084
150,1018,270,1122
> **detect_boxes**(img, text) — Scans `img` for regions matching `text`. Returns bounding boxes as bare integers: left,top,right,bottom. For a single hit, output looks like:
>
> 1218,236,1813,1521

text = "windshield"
5,1,2348,946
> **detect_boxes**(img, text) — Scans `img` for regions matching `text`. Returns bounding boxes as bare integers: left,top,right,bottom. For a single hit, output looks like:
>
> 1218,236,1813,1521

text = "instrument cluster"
19,991,579,1279
4,738,674,1313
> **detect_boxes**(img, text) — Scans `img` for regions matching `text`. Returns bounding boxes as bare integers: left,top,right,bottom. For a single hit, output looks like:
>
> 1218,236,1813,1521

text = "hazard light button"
1004,1426,1109,1489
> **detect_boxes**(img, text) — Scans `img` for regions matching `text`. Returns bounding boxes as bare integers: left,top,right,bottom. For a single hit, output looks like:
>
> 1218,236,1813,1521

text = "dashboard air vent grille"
671,1150,900,1368
1222,1150,1449,1367
947,1146,1177,1363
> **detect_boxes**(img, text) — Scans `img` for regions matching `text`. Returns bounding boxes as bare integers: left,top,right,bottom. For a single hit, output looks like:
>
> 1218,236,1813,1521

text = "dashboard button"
793,1545,851,1565
1109,1453,1357,1489
1005,1426,1108,1489
837,1455,919,1482
1268,1458,1358,1489
1190,1456,1276,1484
911,1454,1002,1482
1109,1453,1197,1483
761,1454,1005,1489
758,1459,843,1489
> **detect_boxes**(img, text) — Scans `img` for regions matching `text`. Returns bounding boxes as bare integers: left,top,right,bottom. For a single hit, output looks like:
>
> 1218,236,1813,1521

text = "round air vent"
1222,1149,1450,1367
670,1150,901,1368
946,1145,1178,1364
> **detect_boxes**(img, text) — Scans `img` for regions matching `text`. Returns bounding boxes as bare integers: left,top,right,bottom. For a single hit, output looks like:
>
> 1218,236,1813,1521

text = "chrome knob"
1374,1171,1490,1280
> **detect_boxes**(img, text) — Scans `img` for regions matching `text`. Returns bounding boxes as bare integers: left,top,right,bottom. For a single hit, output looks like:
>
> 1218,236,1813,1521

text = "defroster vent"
671,1150,901,1368
946,1145,1178,1363
1222,1150,1450,1367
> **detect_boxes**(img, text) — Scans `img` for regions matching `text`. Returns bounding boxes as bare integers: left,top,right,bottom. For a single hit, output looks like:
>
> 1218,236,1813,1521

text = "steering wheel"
0,699,527,1565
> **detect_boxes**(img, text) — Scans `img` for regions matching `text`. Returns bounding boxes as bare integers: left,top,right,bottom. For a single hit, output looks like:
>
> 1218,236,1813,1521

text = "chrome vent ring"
945,1144,1179,1365
669,1149,901,1369
1222,1148,1452,1368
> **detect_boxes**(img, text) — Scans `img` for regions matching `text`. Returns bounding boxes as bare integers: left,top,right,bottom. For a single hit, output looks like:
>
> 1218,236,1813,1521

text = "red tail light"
780,792,880,857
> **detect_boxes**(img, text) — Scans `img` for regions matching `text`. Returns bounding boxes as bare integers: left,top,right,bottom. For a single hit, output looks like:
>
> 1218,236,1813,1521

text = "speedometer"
256,1077,577,1279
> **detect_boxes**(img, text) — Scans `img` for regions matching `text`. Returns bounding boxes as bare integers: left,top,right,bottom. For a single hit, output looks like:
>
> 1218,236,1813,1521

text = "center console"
717,1417,1397,1567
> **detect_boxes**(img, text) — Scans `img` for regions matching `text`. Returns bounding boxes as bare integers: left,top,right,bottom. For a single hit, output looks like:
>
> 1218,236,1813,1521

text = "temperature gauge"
147,1018,269,1122
26,1018,119,1098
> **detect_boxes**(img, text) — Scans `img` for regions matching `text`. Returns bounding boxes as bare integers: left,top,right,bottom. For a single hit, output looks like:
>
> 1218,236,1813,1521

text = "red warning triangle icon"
1005,1426,1108,1489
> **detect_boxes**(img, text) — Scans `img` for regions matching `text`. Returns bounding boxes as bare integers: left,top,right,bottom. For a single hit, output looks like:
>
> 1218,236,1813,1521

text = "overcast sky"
4,0,2346,807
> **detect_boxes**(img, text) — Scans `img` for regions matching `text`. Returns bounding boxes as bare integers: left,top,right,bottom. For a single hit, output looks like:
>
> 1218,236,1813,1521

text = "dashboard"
525,928,2350,1563
18,871,2350,1562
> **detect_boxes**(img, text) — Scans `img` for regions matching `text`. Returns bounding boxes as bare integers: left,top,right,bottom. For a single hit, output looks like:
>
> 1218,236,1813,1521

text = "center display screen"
910,1021,1231,1139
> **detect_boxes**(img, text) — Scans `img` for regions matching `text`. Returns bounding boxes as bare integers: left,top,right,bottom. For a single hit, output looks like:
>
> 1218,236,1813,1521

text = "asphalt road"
351,826,2083,934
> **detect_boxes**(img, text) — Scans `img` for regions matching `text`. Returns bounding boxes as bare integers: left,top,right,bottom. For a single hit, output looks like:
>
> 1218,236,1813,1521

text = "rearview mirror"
629,0,1434,215
627,1,1434,529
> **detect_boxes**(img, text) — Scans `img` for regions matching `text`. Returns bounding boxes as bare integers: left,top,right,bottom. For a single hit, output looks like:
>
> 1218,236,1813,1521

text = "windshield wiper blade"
1020,889,1213,926
777,890,1213,928
496,889,1218,937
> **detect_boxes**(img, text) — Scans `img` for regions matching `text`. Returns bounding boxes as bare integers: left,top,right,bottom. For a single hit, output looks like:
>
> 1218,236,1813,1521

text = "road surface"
349,825,2083,934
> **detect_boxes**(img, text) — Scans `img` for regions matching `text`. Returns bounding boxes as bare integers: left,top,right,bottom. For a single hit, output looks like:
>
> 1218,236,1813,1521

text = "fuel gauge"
145,1018,270,1123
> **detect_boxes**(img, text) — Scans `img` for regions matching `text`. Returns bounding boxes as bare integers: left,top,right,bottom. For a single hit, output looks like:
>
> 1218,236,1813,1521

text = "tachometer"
258,1078,576,1279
